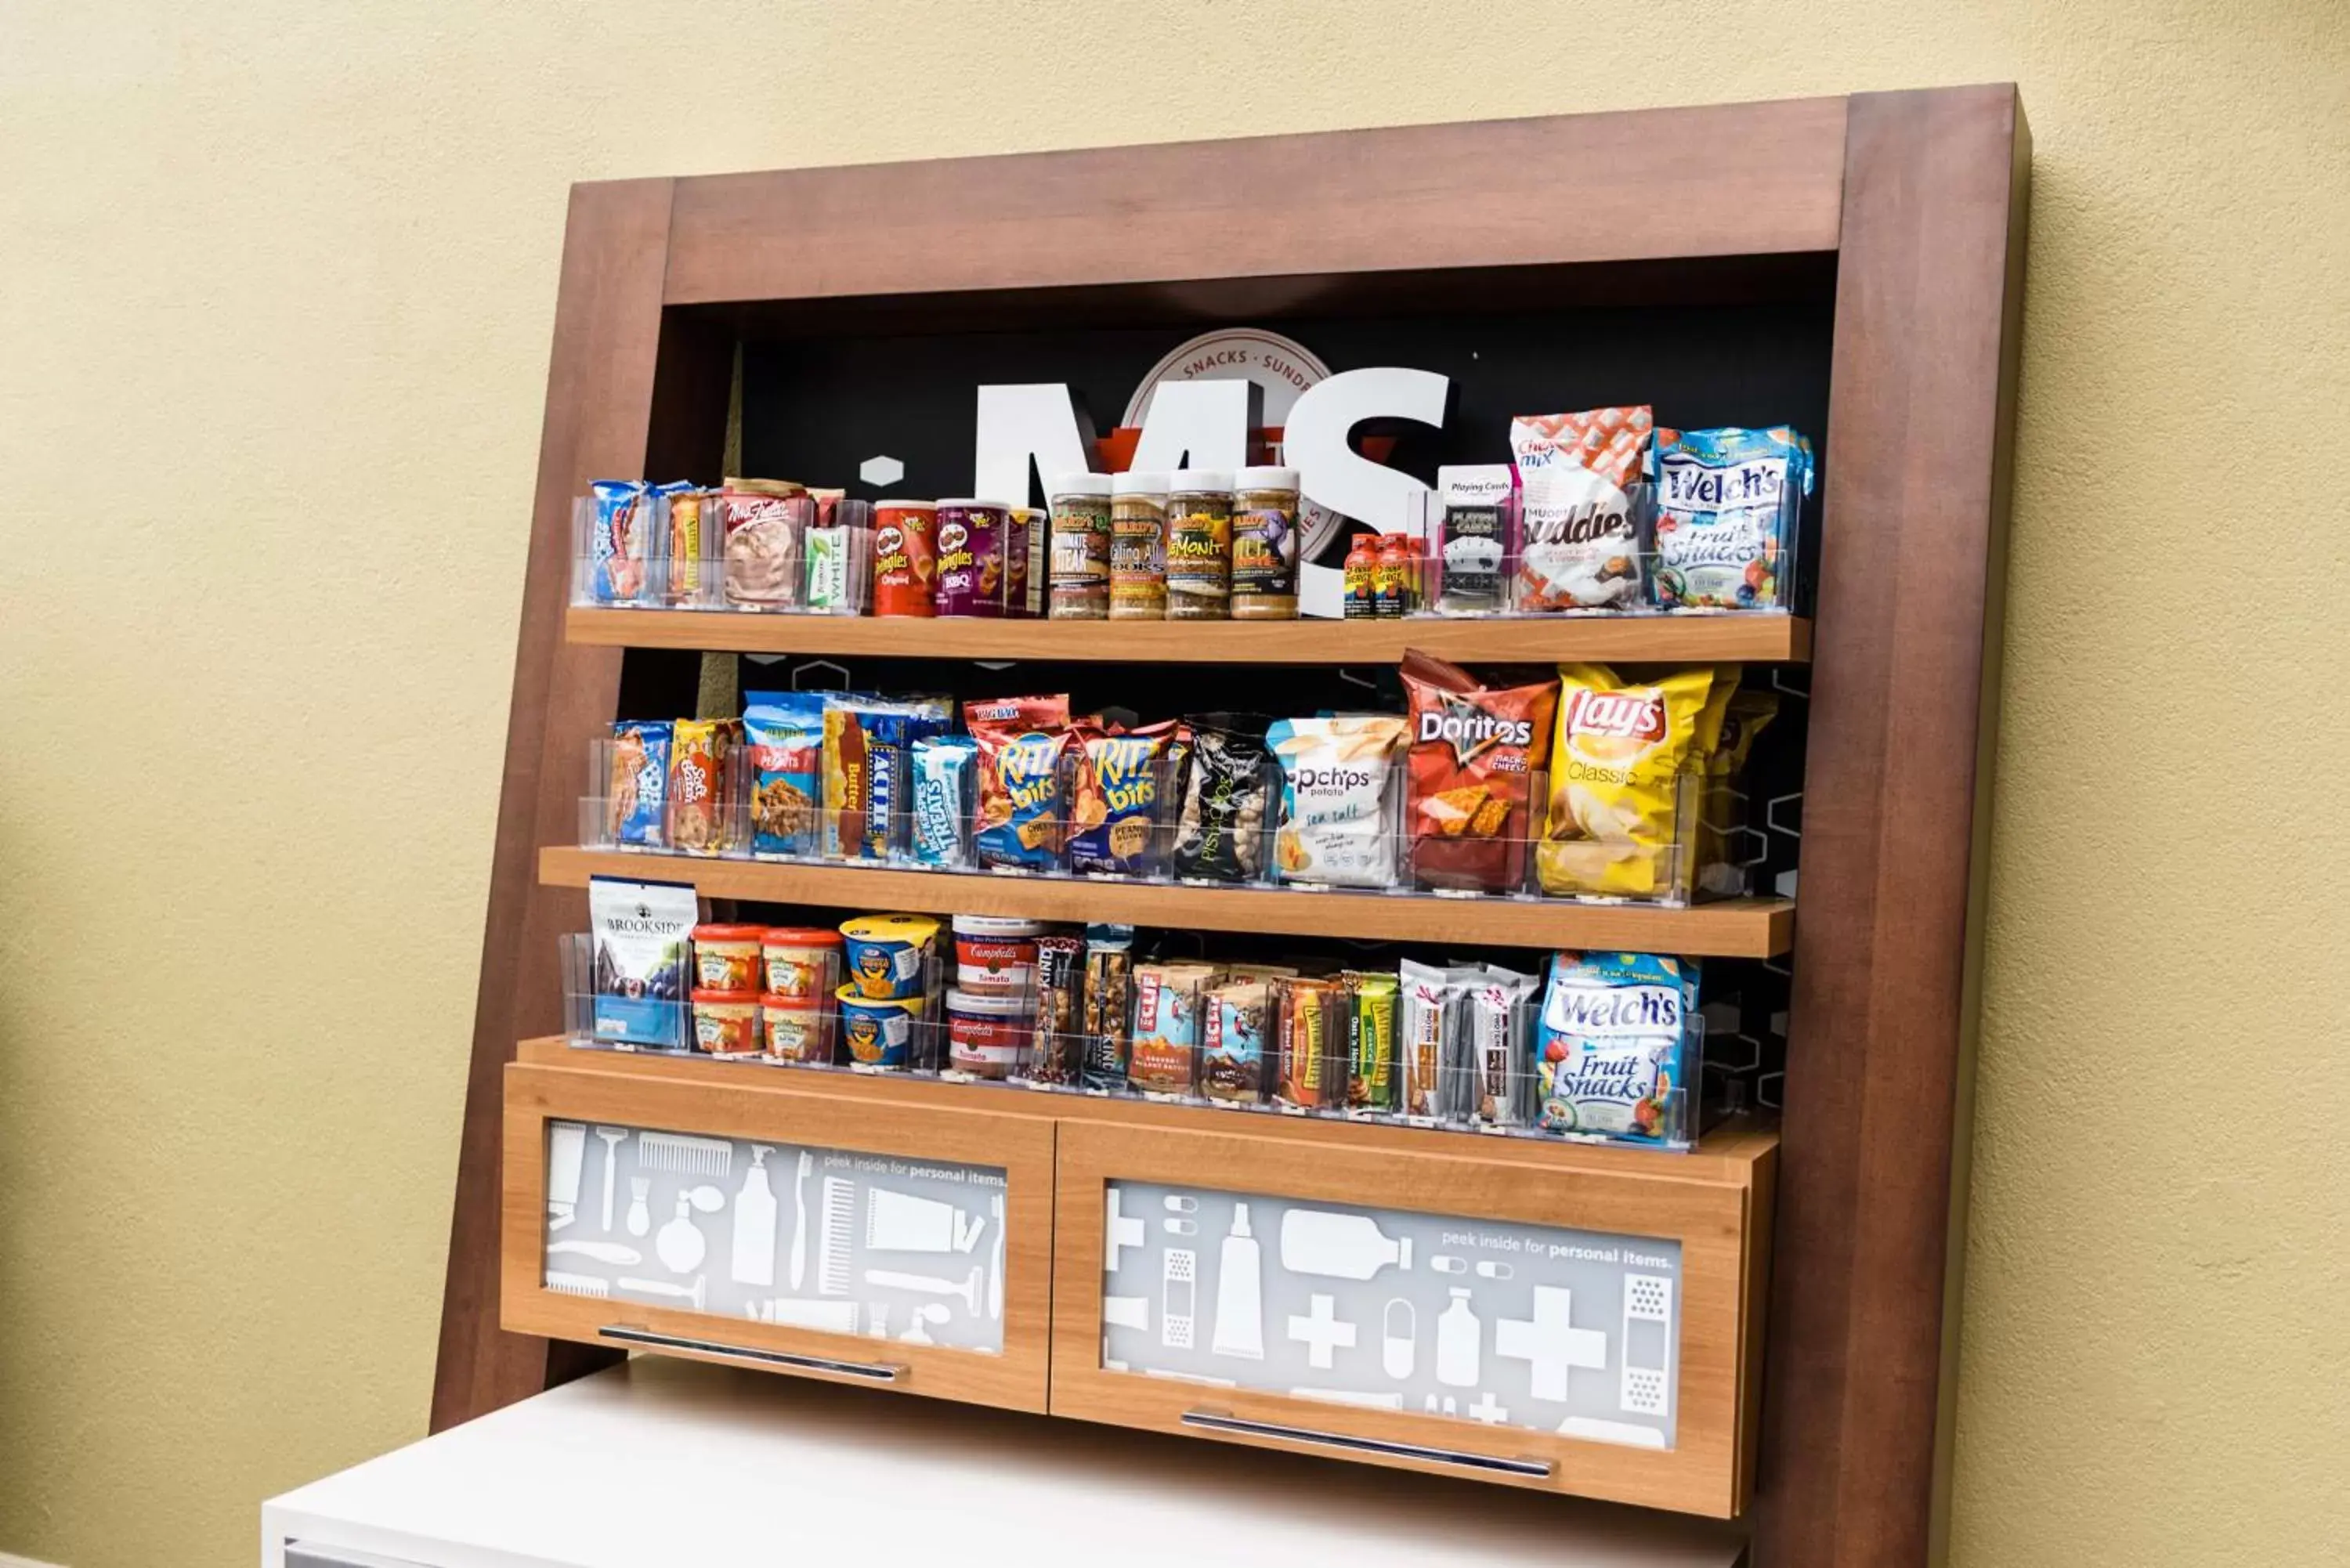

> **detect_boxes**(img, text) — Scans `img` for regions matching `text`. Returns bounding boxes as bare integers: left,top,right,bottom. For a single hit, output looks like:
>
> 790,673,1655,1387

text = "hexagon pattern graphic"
859,454,905,487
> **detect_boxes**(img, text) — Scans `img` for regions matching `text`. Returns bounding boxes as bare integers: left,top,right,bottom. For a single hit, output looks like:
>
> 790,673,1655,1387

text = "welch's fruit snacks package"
1653,425,1812,610
1534,950,1698,1149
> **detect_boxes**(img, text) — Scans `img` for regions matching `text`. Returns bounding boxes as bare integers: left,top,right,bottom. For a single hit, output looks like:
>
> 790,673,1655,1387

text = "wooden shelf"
539,845,1794,957
566,607,1812,665
515,1035,1779,1180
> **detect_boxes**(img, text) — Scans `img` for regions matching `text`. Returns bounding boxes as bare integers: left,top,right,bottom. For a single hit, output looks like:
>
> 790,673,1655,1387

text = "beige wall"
2,3,2345,1565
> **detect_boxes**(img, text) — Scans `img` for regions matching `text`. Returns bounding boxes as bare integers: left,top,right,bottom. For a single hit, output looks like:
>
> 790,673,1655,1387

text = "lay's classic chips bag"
1536,664,1721,899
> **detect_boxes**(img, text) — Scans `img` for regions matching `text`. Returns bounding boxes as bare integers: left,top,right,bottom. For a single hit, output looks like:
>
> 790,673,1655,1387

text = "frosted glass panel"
544,1120,1006,1354
1101,1180,1679,1449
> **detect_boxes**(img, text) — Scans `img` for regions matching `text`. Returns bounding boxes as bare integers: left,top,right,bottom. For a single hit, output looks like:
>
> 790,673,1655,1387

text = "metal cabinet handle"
1180,1409,1553,1478
599,1324,903,1382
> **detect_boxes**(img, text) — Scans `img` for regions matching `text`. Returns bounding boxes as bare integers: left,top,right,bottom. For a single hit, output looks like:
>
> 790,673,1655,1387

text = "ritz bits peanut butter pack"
1401,651,1557,894
1536,664,1725,900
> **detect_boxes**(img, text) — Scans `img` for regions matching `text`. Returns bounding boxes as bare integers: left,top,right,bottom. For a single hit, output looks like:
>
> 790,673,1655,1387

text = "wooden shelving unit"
539,846,1796,957
567,605,1813,666
439,89,2028,1568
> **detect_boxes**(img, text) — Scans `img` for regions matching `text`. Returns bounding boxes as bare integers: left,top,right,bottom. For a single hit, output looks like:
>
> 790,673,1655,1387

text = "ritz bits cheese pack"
1537,664,1725,899
964,695,1073,871
1401,651,1558,894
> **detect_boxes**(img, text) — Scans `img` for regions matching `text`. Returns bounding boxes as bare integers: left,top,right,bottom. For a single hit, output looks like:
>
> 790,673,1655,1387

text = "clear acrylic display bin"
1401,480,1801,620
559,932,1705,1153
571,489,873,616
577,732,1739,909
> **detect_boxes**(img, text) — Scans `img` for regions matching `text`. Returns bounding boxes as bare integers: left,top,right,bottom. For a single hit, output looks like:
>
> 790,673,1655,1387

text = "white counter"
264,1357,1747,1567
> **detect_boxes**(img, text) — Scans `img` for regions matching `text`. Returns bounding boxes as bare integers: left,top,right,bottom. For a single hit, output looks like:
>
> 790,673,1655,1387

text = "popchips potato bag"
1537,663,1720,898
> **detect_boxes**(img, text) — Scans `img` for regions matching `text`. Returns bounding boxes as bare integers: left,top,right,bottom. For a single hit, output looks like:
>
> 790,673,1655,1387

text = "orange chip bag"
1538,664,1720,899
1403,651,1557,893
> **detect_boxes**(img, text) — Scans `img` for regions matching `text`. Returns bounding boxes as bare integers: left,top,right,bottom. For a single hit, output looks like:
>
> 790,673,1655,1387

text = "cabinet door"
1051,1119,1770,1517
505,1062,1053,1411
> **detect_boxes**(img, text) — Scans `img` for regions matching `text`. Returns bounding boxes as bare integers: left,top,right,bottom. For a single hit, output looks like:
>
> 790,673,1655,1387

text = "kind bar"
967,694,1073,871
1343,970,1400,1112
1535,950,1698,1148
1402,651,1558,894
1512,406,1652,612
668,717,742,856
1433,464,1517,614
1400,958,1477,1121
1274,977,1348,1111
1129,961,1213,1097
1267,714,1409,888
1653,425,1811,610
1538,663,1722,899
1068,721,1175,876
1171,725,1271,883
1468,963,1540,1127
1079,930,1134,1091
607,719,672,848
1024,935,1085,1086
1201,979,1272,1104
743,691,825,857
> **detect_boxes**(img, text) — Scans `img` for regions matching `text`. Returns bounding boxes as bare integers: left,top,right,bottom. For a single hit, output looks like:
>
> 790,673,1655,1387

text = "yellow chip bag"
1538,663,1721,898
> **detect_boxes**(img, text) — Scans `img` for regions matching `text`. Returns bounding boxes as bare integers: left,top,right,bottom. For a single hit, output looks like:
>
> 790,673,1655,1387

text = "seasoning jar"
870,500,938,617
1229,465,1300,620
1343,533,1379,619
934,500,1010,616
1164,469,1234,620
1109,471,1170,620
1047,472,1114,620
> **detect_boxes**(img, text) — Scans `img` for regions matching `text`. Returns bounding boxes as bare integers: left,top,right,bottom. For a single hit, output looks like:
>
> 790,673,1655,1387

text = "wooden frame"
436,86,2029,1568
501,1060,1057,1411
1050,1119,1773,1519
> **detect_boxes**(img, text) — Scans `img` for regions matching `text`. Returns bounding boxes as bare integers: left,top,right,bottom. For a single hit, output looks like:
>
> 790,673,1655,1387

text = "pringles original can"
933,500,1009,617
871,500,937,617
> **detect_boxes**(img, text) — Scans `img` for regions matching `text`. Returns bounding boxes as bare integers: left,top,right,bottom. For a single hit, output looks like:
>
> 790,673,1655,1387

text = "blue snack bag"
588,479,651,604
606,719,673,848
965,695,1075,872
1534,951,1699,1148
742,691,827,857
1651,426,1812,610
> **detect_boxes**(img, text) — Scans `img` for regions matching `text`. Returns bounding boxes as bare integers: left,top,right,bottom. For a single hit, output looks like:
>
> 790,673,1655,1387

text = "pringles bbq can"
871,500,938,617
934,499,1009,616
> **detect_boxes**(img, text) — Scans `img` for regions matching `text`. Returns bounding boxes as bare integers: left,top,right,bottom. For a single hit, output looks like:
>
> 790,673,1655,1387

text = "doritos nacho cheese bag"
1402,651,1557,894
